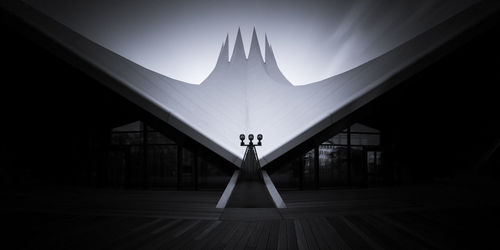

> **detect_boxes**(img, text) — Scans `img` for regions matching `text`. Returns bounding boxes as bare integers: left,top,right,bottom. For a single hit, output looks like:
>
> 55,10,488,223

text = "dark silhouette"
227,134,275,207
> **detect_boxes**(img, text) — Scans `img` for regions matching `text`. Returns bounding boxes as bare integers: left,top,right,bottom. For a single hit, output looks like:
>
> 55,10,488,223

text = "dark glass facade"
106,121,384,190
107,121,232,189
271,123,383,189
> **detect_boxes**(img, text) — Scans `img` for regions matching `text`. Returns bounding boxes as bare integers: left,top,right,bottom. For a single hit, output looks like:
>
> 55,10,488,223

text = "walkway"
2,186,499,249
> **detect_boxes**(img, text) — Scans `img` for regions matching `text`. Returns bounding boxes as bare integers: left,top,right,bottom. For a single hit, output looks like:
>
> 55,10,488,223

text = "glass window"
109,121,179,188
198,158,231,189
350,123,379,133
331,133,348,145
318,123,381,187
350,133,380,146
271,160,299,189
147,144,177,188
112,121,141,132
302,149,315,188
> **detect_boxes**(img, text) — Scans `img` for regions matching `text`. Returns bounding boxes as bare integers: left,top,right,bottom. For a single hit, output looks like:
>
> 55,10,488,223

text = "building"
2,0,500,248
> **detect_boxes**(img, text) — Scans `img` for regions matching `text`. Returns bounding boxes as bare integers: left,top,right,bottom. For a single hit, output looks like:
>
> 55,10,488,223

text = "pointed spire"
231,28,246,62
265,34,277,66
264,34,292,85
248,27,263,62
216,34,229,65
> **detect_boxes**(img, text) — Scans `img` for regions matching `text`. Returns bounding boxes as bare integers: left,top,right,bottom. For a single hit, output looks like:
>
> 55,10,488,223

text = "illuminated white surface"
21,0,480,85
3,0,499,167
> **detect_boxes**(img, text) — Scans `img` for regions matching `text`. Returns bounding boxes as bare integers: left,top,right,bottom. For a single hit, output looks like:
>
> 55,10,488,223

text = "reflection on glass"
108,120,231,189
318,123,381,187
303,149,315,188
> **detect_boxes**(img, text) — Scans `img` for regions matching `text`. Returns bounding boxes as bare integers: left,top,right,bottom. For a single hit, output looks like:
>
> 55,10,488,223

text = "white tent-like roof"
2,0,499,167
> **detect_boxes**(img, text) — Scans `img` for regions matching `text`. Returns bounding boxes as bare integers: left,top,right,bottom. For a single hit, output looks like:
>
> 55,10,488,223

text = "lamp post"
240,133,263,147
239,133,263,180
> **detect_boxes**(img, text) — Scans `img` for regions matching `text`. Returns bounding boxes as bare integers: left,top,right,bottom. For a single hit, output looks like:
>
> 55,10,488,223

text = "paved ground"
227,179,275,208
2,185,499,249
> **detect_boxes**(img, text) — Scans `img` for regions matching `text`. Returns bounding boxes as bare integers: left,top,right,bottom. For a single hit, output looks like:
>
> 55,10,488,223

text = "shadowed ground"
226,180,275,208
226,146,275,208
2,184,499,249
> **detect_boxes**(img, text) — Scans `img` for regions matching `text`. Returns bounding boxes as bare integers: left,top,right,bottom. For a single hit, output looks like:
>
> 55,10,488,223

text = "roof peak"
265,34,276,65
248,27,263,63
230,28,246,62
215,34,229,65
226,28,272,64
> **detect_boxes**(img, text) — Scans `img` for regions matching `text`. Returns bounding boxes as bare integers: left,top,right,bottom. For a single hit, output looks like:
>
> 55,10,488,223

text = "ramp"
217,146,286,208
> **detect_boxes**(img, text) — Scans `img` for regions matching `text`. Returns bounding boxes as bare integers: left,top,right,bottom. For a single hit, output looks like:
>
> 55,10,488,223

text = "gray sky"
24,0,477,85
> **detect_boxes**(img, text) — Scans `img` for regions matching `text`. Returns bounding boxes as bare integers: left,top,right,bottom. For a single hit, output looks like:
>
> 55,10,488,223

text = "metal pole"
142,121,148,188
177,145,182,190
347,126,352,186
194,147,198,190
314,144,320,189
299,156,304,190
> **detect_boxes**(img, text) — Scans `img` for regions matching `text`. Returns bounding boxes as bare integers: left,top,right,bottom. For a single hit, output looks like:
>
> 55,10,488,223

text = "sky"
23,0,477,85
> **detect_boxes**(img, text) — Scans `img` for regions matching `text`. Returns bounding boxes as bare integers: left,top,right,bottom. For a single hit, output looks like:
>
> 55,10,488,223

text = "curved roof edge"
1,0,243,167
260,0,500,166
3,0,499,168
